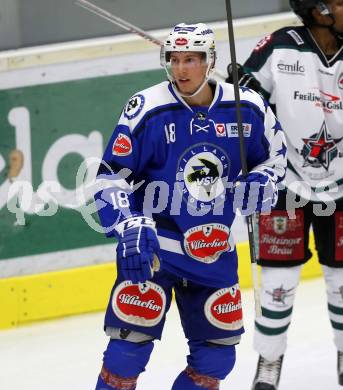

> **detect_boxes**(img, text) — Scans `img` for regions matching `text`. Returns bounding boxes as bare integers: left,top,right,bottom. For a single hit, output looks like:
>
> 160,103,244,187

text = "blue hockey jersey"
95,80,287,288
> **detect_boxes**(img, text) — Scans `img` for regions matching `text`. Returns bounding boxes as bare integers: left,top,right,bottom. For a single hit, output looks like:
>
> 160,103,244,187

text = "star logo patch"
301,122,342,170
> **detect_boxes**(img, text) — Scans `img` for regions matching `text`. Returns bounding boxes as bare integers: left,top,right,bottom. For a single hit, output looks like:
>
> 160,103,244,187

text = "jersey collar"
167,80,223,113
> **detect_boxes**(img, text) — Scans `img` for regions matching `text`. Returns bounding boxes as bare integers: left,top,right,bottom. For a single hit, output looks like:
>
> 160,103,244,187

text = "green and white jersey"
245,26,343,201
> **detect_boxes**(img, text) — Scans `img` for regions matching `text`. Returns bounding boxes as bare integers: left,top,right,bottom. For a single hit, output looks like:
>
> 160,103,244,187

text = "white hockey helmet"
160,23,216,96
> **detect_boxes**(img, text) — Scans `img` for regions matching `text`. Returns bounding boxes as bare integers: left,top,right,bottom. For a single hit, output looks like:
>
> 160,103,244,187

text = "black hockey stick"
225,0,261,316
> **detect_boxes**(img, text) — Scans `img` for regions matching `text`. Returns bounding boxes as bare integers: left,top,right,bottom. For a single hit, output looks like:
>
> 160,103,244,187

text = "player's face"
330,0,343,32
169,52,208,95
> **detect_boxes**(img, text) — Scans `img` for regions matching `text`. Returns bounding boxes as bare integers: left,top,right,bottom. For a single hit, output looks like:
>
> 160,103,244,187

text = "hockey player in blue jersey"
93,22,287,390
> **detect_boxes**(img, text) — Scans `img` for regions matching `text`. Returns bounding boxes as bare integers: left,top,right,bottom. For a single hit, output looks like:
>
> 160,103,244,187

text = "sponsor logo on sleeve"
254,35,272,51
112,281,166,327
204,284,243,330
112,133,132,156
183,223,233,263
124,94,145,120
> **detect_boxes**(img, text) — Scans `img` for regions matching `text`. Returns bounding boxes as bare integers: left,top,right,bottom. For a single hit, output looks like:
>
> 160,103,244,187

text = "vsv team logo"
176,144,230,209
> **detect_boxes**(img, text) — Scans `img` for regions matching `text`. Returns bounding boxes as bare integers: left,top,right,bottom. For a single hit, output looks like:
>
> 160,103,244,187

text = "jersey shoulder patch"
254,26,307,52
119,81,178,130
286,29,305,46
124,94,145,120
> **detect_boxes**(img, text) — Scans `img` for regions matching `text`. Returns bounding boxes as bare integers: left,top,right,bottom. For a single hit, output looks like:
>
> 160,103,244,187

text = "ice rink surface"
1,277,341,390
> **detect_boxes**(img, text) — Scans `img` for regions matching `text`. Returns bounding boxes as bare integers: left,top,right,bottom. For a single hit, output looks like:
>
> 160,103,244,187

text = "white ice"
0,277,340,390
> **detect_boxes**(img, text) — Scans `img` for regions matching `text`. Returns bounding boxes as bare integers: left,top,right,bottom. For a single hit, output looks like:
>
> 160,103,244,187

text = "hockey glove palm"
226,63,261,92
233,171,278,216
115,216,161,284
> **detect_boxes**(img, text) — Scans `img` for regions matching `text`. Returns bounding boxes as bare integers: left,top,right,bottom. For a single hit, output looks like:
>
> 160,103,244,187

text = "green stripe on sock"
261,306,293,320
331,320,343,331
328,304,343,316
255,322,290,336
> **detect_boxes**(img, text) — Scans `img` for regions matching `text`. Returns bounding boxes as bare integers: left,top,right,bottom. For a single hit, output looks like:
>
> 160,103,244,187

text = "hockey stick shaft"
75,0,227,80
75,0,163,47
225,0,261,317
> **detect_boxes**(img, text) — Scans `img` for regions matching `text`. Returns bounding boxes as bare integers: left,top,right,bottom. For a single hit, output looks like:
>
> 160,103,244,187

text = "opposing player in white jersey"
93,22,286,390
227,1,343,388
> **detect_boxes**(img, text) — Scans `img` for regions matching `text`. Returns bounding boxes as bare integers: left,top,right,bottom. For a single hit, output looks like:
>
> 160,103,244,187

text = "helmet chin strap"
172,75,208,98
168,61,214,99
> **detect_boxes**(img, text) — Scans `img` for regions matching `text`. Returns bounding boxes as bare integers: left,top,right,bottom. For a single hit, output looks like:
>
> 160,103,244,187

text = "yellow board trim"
0,236,321,330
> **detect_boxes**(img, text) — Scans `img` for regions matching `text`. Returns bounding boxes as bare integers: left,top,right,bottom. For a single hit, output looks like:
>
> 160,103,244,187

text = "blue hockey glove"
115,216,161,284
233,171,278,216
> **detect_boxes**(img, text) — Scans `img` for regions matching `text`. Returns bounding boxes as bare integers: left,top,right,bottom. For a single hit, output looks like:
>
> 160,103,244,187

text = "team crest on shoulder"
184,223,233,263
204,284,243,330
112,281,166,327
112,133,132,156
124,94,145,119
254,34,272,51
